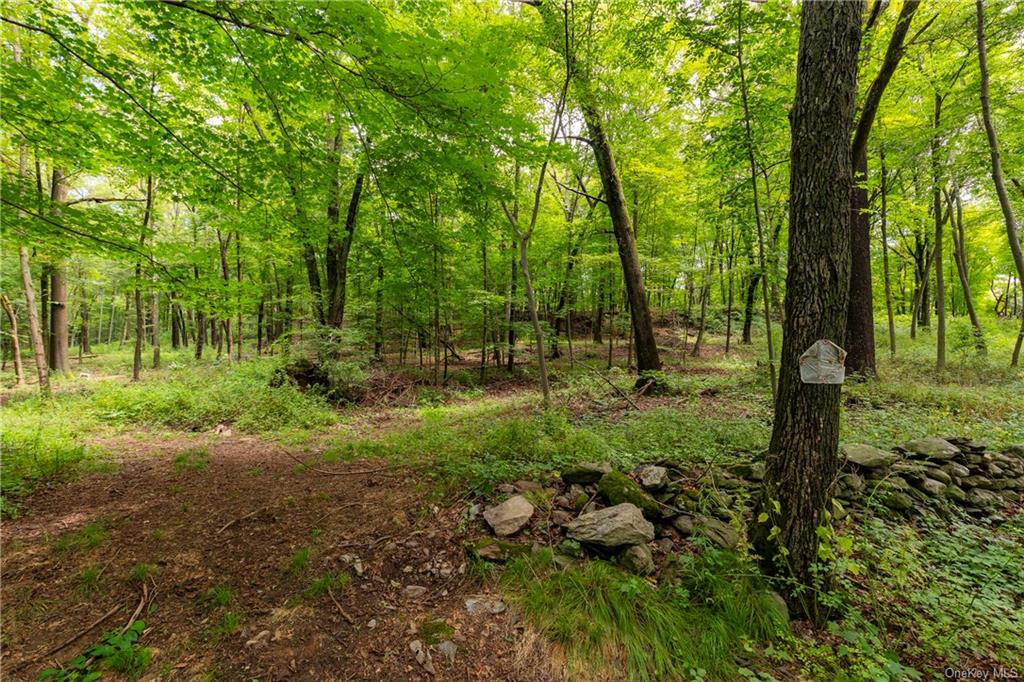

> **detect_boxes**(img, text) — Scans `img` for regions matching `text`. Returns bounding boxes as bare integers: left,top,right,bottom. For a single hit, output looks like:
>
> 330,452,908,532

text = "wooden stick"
280,447,390,477
15,603,122,671
327,586,355,624
217,506,267,534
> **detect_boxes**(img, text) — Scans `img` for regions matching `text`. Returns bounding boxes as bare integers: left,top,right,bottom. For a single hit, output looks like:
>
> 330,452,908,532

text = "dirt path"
1,438,553,680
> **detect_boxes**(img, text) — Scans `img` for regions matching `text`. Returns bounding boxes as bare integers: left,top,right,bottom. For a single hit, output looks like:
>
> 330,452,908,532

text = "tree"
752,0,864,623
976,0,1024,366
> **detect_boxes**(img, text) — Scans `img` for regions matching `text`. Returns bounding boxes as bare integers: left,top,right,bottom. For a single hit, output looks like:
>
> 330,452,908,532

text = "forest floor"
2,321,1024,680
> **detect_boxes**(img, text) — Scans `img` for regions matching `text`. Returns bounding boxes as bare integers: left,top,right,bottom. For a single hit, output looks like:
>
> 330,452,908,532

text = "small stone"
945,485,967,503
553,495,572,509
467,538,530,563
695,516,739,549
839,472,866,493
496,483,516,495
367,619,378,629
841,443,898,469
409,640,435,675
561,462,613,485
437,640,457,664
924,468,952,485
672,514,695,536
514,480,544,493
916,478,947,497
403,585,427,599
770,592,790,625
902,438,960,460
967,488,1001,508
961,475,995,490
619,544,655,575
941,462,971,478
883,491,915,512
551,510,574,527
464,595,506,615
730,461,766,481
635,465,669,490
566,503,655,548
483,495,535,536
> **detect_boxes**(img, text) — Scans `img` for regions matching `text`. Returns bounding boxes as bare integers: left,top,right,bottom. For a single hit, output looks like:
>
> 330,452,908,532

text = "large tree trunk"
752,0,862,624
977,0,1024,366
18,248,49,393
845,0,921,376
580,103,661,375
1,294,25,386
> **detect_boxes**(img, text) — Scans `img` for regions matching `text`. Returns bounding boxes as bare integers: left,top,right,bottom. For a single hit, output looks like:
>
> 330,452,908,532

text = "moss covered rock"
597,471,661,519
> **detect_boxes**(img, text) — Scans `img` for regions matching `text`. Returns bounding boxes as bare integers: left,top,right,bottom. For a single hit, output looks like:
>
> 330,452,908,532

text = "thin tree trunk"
879,151,897,358
1,295,26,386
932,94,946,371
134,175,154,381
976,0,1024,366
18,248,48,393
946,187,984,344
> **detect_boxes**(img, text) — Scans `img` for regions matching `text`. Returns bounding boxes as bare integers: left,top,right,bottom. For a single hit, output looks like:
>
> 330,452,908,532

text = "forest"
1,0,1023,679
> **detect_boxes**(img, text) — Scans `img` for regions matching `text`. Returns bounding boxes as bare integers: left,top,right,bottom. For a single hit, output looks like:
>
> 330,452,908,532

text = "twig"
280,447,391,477
327,586,355,624
580,363,641,410
217,506,269,534
120,582,148,635
15,603,122,670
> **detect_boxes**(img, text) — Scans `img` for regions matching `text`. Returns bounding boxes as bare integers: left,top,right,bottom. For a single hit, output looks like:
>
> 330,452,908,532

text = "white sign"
799,339,847,384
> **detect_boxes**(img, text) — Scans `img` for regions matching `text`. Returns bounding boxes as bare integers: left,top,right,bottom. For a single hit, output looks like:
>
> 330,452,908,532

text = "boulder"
902,437,960,461
944,485,968,504
841,443,898,469
566,503,655,548
695,516,739,549
483,495,534,536
635,465,669,490
619,544,655,575
961,475,995,490
597,471,662,519
561,462,612,485
513,480,544,493
882,491,915,512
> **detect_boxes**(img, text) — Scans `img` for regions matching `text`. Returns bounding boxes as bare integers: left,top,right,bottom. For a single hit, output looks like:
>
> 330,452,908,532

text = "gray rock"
635,465,669,490
712,471,747,490
961,475,995,490
695,516,739,549
619,544,655,575
916,478,947,497
550,510,574,527
941,462,971,478
561,462,612,485
483,495,534,536
1002,444,1024,458
945,485,967,503
437,640,457,664
842,443,898,469
730,461,766,481
513,480,544,493
902,437,960,460
883,491,915,511
566,503,655,548
924,467,952,485
496,483,516,495
770,592,790,625
672,513,695,536
403,585,427,599
409,640,436,675
839,472,866,493
464,595,506,615
966,488,1001,508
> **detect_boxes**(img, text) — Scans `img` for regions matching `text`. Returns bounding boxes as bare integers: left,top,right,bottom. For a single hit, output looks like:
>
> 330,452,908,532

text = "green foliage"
286,546,313,576
302,571,350,600
75,566,102,598
39,620,150,682
0,423,99,518
502,548,787,681
172,447,209,474
208,611,243,640
129,563,156,584
200,585,234,610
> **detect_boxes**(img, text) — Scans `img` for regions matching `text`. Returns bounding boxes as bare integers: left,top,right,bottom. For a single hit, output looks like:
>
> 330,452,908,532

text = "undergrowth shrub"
0,426,98,518
502,548,787,681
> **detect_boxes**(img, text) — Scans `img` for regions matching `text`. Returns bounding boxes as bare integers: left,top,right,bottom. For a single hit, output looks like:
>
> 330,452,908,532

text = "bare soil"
1,437,556,681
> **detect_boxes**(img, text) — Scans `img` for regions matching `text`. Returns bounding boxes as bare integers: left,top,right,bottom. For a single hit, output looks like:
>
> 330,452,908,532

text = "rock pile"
838,437,1024,520
469,437,1023,577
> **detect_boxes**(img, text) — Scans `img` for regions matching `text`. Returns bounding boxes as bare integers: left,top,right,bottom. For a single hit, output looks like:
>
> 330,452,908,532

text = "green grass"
302,570,350,600
286,546,313,575
502,548,788,681
129,563,156,584
0,423,101,518
200,585,234,610
208,611,243,640
76,566,103,597
54,522,107,554
172,447,210,474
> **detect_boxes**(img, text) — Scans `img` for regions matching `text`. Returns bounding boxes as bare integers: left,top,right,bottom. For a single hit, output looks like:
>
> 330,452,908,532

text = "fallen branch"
217,506,269,534
580,363,641,410
16,603,122,670
280,447,390,477
327,586,355,624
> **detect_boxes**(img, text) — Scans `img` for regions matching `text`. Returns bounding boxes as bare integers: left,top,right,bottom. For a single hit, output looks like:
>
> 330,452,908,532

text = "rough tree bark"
48,169,70,376
846,0,921,376
751,0,863,624
976,0,1024,366
133,175,154,381
19,247,49,393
